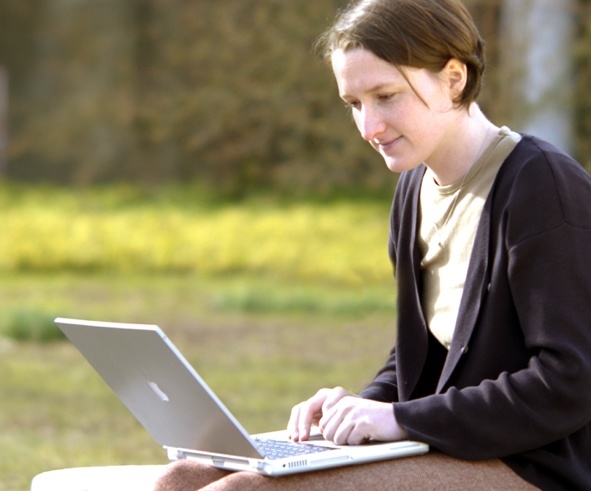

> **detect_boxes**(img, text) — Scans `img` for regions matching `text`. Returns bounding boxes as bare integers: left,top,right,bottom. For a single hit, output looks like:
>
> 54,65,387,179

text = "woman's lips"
375,136,402,153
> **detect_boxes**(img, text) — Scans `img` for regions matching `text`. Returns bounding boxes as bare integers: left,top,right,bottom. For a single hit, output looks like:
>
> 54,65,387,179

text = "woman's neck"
427,104,498,186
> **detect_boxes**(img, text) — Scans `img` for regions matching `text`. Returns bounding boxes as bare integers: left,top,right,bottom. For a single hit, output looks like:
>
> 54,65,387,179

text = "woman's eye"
343,100,360,110
378,93,395,102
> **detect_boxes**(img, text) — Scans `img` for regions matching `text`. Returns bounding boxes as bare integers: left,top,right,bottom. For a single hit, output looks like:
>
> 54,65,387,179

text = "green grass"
0,341,163,491
0,308,65,342
0,184,398,490
0,274,397,491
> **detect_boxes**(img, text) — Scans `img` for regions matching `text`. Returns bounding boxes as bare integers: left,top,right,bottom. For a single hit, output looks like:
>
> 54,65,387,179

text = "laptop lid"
54,317,263,459
55,317,429,476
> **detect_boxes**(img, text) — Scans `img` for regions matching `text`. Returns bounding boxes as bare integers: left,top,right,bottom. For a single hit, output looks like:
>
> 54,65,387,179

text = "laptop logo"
147,381,170,402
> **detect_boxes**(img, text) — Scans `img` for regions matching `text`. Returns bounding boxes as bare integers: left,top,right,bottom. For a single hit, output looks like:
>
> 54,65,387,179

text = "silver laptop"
54,318,428,476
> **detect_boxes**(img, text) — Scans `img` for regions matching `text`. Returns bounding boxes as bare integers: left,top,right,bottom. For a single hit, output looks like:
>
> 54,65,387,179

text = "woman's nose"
357,106,387,142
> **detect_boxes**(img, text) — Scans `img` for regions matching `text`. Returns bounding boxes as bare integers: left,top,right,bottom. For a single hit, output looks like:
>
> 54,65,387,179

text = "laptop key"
254,439,334,460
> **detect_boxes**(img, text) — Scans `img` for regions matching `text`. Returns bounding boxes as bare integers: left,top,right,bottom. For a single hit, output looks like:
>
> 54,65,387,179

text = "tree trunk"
0,66,7,176
499,0,576,153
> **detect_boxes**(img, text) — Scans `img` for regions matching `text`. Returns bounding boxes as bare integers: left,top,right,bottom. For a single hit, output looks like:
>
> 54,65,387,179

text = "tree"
0,0,589,192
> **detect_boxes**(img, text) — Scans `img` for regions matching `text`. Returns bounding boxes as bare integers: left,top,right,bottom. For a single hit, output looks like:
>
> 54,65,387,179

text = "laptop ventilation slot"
286,459,308,469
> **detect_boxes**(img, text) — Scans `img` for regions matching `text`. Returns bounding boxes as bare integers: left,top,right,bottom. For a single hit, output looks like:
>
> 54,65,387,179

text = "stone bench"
30,465,167,491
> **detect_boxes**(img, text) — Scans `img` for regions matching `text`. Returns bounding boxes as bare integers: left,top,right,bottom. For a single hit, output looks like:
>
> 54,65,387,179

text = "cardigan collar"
397,162,496,395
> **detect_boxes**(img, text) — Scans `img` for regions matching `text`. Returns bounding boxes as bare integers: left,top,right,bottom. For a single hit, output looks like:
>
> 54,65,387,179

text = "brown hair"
315,0,485,108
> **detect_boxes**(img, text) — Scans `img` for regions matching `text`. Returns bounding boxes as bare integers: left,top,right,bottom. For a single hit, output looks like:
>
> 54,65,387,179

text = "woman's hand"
287,386,408,445
288,386,351,442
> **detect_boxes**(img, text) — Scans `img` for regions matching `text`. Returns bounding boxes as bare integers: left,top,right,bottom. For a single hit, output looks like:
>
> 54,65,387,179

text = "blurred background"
0,0,590,194
0,1,590,490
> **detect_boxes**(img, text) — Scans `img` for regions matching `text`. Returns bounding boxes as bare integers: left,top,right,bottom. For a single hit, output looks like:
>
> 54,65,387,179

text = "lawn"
0,274,397,491
0,185,398,490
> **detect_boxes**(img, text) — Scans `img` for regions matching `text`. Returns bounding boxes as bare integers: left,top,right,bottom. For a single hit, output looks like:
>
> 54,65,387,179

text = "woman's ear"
443,58,468,103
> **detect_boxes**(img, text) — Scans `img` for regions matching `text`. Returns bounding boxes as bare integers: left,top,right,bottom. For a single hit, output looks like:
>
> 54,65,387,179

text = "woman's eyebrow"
340,82,395,100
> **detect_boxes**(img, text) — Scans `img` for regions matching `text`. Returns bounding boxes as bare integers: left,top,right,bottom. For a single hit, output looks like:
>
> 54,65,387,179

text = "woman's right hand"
287,386,354,442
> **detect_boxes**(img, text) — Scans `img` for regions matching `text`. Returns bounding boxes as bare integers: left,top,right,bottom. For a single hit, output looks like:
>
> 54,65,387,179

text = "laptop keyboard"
254,438,334,460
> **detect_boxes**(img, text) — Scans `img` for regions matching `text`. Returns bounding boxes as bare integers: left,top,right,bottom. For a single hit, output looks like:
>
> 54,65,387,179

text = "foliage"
0,183,393,286
575,0,591,170
0,308,63,342
0,0,384,196
0,1,589,195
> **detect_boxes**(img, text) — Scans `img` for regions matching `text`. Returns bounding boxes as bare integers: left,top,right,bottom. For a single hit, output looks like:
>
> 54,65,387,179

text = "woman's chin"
382,156,421,174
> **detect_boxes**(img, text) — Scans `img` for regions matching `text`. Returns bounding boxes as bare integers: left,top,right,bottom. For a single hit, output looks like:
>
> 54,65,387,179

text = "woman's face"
331,48,463,175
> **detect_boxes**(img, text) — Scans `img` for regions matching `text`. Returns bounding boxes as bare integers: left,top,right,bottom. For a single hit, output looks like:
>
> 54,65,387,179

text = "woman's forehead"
331,48,415,93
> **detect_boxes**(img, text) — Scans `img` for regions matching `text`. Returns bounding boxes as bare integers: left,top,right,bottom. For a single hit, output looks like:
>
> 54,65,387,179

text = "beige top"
418,127,521,349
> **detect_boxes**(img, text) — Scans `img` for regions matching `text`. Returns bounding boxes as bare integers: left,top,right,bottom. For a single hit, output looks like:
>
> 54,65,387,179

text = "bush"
0,308,64,343
0,184,393,285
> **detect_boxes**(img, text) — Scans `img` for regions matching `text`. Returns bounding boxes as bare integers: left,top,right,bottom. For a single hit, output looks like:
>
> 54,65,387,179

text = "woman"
156,0,591,489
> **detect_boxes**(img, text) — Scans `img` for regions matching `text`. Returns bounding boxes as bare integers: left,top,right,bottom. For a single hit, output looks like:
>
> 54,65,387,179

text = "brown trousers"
154,452,538,490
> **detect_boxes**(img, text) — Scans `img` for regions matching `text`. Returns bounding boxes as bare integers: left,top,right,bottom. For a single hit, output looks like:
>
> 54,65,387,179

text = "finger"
320,406,358,445
287,404,302,440
321,386,350,413
298,393,328,440
288,405,315,441
333,419,355,446
288,390,329,441
318,410,339,442
318,399,349,442
341,418,371,445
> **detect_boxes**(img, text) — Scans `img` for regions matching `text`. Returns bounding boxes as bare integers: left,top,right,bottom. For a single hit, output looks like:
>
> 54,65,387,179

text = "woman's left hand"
318,395,409,445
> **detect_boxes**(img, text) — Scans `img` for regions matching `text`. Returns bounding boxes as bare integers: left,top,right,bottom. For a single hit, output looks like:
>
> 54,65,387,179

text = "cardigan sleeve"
359,348,399,402
395,225,591,459
358,168,425,404
393,139,591,460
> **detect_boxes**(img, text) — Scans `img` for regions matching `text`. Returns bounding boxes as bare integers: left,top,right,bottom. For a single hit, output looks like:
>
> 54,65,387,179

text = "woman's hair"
315,0,485,107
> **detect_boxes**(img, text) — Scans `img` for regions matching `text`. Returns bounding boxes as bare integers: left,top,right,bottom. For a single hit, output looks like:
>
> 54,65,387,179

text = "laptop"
54,318,428,476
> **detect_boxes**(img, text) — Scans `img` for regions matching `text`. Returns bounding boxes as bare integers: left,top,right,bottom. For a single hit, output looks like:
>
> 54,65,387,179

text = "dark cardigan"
361,136,591,490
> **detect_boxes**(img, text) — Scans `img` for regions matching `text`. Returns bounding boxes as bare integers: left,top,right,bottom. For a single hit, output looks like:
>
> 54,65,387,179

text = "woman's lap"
154,452,537,490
